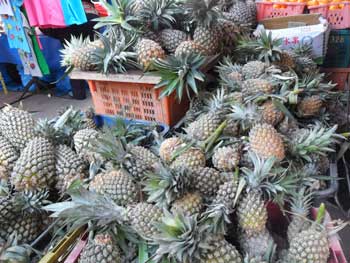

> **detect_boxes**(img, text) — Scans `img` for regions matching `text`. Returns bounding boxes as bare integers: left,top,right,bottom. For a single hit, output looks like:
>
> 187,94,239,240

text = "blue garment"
61,0,87,26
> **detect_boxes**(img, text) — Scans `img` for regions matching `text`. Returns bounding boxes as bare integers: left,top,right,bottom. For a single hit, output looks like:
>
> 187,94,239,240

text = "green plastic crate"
323,29,350,68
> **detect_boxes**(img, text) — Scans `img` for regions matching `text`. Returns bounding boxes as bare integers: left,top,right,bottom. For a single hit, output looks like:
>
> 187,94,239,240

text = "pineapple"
159,137,183,163
73,128,99,162
135,38,166,70
273,50,296,71
192,167,227,197
237,190,267,236
159,29,187,54
237,152,277,236
287,226,329,263
287,205,331,263
174,40,206,57
215,19,240,53
185,112,222,142
137,0,181,32
171,191,203,216
91,132,159,180
127,202,163,239
239,229,275,259
0,195,18,224
237,30,282,65
227,0,253,26
153,212,242,262
170,147,206,171
295,56,317,73
55,144,87,193
185,89,230,141
242,61,268,79
11,137,56,191
82,107,97,130
298,95,323,117
287,187,312,242
213,178,239,211
186,0,221,55
0,105,36,151
1,213,44,243
212,145,241,172
241,79,274,97
249,123,285,160
183,96,205,124
79,233,121,263
201,236,243,262
61,35,104,71
0,135,18,185
89,169,138,207
261,100,284,126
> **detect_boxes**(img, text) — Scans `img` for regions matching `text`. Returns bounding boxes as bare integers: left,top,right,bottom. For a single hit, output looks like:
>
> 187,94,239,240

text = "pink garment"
24,0,67,28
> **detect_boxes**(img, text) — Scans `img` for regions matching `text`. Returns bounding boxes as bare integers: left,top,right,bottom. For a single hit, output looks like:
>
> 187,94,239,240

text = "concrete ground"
0,91,92,119
0,91,349,260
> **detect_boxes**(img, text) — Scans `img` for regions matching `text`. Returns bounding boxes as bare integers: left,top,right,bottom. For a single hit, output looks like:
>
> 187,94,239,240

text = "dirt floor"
0,90,349,260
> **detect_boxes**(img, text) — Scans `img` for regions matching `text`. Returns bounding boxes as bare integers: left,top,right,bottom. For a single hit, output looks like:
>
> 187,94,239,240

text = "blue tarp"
0,34,71,95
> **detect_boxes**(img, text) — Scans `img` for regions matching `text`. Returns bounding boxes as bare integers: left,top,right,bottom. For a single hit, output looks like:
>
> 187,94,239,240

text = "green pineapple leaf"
151,54,208,101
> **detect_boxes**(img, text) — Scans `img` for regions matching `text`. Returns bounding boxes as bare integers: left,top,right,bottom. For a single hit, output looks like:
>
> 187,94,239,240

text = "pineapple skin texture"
171,192,203,216
11,137,56,191
249,123,285,160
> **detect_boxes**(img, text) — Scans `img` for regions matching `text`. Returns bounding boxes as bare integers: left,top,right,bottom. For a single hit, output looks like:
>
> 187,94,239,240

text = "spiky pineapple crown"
152,211,210,262
13,190,50,215
186,0,221,28
289,123,343,162
44,188,136,239
137,0,181,32
237,30,282,64
152,53,207,101
92,0,139,32
229,103,260,131
289,187,312,216
241,151,296,199
144,163,192,207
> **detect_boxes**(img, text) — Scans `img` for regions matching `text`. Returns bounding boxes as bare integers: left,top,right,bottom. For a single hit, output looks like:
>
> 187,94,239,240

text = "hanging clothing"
60,0,87,26
23,0,66,28
1,0,30,52
18,11,43,77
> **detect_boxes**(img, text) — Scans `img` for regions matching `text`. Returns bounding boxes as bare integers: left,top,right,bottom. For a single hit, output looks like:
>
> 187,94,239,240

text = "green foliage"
152,54,207,101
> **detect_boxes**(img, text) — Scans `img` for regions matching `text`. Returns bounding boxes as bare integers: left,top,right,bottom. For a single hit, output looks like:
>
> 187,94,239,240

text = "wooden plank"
70,70,161,84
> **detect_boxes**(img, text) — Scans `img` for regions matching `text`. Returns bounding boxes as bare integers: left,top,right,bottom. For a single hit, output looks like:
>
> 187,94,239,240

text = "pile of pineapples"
60,0,255,75
1,0,348,262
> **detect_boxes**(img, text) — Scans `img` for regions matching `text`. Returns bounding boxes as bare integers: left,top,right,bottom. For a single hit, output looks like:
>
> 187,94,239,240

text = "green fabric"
22,8,50,75
30,34,50,75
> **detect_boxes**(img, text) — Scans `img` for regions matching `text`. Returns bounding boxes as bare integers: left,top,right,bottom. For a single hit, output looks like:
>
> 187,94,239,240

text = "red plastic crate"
93,3,108,17
256,2,306,21
322,68,350,90
309,2,350,29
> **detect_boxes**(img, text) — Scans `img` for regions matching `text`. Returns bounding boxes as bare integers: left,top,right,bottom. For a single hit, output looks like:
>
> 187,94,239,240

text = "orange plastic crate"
70,71,190,127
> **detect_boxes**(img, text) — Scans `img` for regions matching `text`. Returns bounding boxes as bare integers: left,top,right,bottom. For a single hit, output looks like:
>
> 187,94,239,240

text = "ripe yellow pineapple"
136,39,166,70
171,192,203,216
174,40,206,57
89,170,138,207
249,123,285,160
241,79,274,97
212,145,241,172
159,137,183,163
192,167,227,196
171,147,206,171
261,100,284,126
298,95,323,117
79,233,121,263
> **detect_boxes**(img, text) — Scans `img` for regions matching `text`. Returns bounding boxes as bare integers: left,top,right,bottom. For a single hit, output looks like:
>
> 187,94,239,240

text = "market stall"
0,0,349,262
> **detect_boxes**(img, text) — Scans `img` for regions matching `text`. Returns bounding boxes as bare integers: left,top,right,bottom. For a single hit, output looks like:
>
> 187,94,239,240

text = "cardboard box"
256,14,330,64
